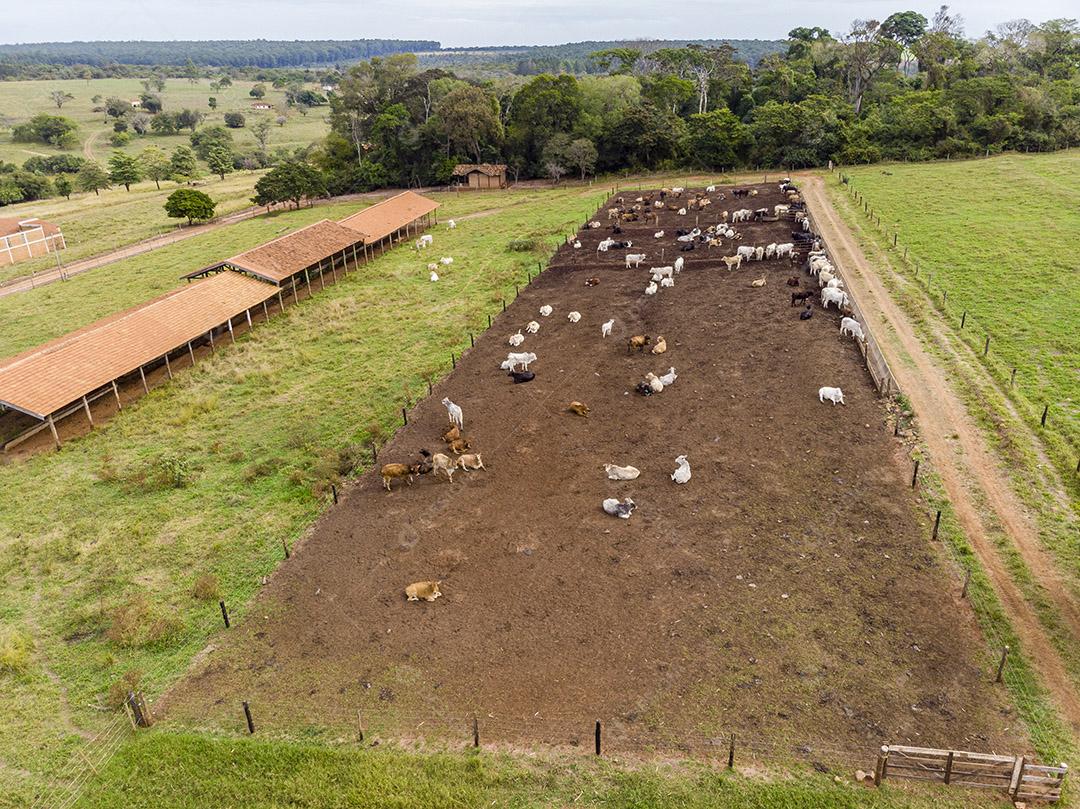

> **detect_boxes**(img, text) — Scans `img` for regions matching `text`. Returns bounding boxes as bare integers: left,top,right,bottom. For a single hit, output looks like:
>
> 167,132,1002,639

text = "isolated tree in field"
251,120,272,153
206,145,235,180
249,83,267,99
183,59,200,84
275,114,288,127
223,112,246,128
11,113,79,147
151,75,167,93
169,146,200,182
434,85,503,164
251,160,326,209
208,96,218,110
150,112,180,135
129,112,151,135
217,75,233,88
76,161,111,195
49,89,74,109
140,93,163,114
54,175,72,200
209,81,220,93
565,138,598,179
104,97,128,119
165,188,215,224
189,125,233,159
108,151,143,191
177,109,205,132
138,146,171,189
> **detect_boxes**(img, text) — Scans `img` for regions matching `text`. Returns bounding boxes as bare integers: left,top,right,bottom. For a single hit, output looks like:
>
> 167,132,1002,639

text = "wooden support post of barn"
874,746,890,786
208,329,215,353
227,318,235,344
164,352,174,378
187,341,196,366
139,366,149,394
47,414,61,449
112,380,122,411
82,396,94,428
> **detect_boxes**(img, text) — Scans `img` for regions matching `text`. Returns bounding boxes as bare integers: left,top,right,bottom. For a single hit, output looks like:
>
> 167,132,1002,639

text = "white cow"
645,281,658,295
442,397,463,429
821,288,850,310
503,352,537,371
673,256,684,273
671,455,691,484
625,253,647,268
601,319,614,338
525,320,540,334
567,311,581,323
840,317,865,341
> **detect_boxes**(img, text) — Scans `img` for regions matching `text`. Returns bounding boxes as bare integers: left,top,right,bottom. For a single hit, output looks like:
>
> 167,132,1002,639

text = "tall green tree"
433,85,503,163
138,145,171,189
54,175,73,200
49,89,74,109
108,150,143,191
206,145,235,180
76,161,111,195
165,188,215,224
251,160,326,209
169,146,200,182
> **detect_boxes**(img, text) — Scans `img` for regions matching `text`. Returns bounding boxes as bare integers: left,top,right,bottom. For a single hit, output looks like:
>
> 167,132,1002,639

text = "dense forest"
315,10,1080,191
0,39,439,69
419,39,787,75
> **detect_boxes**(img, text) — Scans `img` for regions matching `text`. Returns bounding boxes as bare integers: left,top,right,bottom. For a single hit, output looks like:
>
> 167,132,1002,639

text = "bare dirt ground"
161,183,1023,761
803,175,1080,732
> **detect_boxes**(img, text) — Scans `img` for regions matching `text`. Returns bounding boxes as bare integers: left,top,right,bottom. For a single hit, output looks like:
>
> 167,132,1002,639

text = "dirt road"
803,175,1080,732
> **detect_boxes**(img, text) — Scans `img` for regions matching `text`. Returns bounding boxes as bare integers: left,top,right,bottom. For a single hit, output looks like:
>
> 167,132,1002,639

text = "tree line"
0,39,439,69
312,11,1079,192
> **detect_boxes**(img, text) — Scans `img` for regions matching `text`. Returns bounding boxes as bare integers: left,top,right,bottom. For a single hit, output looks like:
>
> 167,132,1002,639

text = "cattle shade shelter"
451,164,507,190
0,216,65,267
0,272,279,444
190,220,366,286
337,191,440,243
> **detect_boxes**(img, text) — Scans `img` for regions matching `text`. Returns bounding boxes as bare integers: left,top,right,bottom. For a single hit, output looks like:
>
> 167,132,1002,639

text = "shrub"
106,594,183,648
106,669,142,708
507,238,539,252
156,452,192,488
223,112,246,129
0,628,34,673
109,131,132,147
192,573,220,602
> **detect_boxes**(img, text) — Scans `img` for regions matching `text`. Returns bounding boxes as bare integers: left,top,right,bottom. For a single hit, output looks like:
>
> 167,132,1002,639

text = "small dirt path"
803,175,1080,732
81,129,100,161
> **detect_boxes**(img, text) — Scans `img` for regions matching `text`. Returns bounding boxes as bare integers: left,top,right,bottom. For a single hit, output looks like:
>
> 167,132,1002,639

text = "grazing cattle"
774,204,790,217
625,253,647,268
458,453,485,471
508,369,535,384
627,335,651,353
429,271,439,282
431,452,456,482
539,305,553,317
440,257,454,265
601,318,615,338
567,311,581,323
644,372,664,393
737,245,756,261
840,317,865,341
448,220,456,229
658,367,677,386
732,188,749,198
567,401,590,417
503,351,537,371
821,288,850,310
525,320,540,334
775,243,795,259
722,255,743,271
818,386,846,405
800,304,813,320
645,281,658,295
405,581,442,602
750,275,766,288
447,437,471,454
674,256,684,273
442,398,463,430
651,266,674,281
791,290,814,306
660,276,674,288
766,243,778,259
597,238,615,253
585,277,600,287
381,462,417,491
671,455,691,484
508,330,525,347
787,276,800,287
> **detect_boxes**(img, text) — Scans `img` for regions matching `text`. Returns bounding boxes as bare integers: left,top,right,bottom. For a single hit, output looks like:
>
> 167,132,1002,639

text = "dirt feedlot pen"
161,184,1026,768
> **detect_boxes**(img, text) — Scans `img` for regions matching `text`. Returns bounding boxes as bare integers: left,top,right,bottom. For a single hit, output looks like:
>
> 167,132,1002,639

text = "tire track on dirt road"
803,175,1080,732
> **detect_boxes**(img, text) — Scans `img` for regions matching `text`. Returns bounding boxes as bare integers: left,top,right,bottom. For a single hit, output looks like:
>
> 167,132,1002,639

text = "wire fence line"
832,169,1079,482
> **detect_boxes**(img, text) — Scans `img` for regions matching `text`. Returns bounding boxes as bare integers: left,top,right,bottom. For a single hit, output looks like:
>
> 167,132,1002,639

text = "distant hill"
0,39,441,68
417,39,788,74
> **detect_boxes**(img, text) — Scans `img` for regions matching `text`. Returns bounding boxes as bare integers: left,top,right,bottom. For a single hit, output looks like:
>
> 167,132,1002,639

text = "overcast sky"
2,0,1075,47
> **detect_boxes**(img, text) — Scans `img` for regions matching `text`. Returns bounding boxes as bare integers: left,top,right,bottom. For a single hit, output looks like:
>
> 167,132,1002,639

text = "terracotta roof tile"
225,220,364,284
338,191,440,242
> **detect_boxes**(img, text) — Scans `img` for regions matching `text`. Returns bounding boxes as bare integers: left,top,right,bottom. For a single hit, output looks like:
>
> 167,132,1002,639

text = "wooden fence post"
961,568,971,599
1041,405,1048,427
451,353,456,369
242,701,255,734
331,484,338,504
401,407,408,426
911,459,920,488
469,332,475,348
219,601,230,628
594,720,601,756
1010,368,1017,387
944,751,955,784
472,716,480,748
357,710,364,742
487,313,492,329
995,645,1010,683
932,510,941,540
984,335,991,356
282,538,290,559
874,746,890,786
370,441,377,463
727,733,735,769
961,311,966,329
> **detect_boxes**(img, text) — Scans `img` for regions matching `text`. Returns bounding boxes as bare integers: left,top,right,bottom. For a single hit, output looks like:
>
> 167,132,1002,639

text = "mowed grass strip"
72,730,1013,809
841,152,1080,487
0,185,590,802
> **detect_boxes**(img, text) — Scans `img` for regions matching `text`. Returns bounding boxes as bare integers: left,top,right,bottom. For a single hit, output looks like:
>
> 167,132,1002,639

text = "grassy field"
0,171,266,285
0,76,329,166
837,153,1079,495
0,184,601,807
70,730,1015,809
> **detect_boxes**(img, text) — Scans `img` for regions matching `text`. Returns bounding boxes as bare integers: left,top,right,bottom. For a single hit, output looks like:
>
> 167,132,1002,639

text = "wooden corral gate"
875,744,1068,802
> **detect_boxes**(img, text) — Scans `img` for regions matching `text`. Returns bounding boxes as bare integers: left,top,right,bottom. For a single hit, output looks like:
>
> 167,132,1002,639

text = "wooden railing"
876,744,1068,802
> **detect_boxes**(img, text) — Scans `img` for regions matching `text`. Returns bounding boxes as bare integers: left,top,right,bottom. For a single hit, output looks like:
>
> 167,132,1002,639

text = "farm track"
803,175,1080,732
